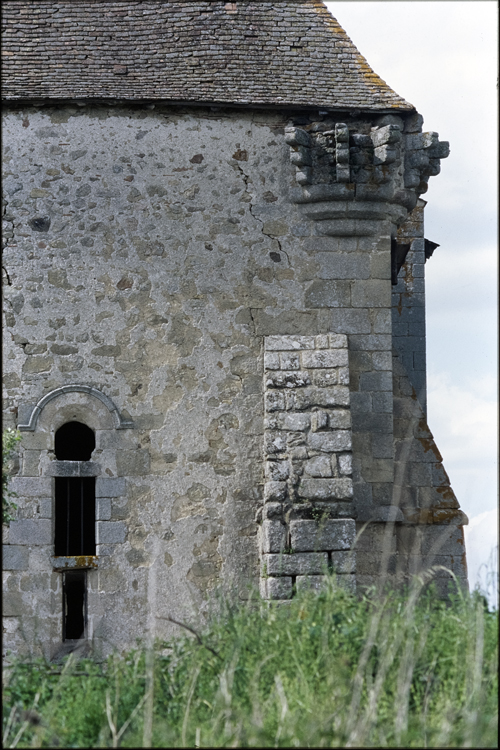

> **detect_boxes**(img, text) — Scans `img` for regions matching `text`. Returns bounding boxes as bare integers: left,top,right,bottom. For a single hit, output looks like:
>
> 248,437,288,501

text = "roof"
1,0,414,111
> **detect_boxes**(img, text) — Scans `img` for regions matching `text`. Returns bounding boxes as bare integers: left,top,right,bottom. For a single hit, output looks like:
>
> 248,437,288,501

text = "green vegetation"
2,428,21,525
3,576,497,748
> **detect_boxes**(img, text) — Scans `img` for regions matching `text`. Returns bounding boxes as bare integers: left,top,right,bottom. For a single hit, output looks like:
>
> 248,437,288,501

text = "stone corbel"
403,131,450,194
285,125,312,185
334,123,350,182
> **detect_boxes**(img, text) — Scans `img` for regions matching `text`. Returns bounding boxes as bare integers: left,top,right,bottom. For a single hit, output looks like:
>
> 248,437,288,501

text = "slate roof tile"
1,0,414,111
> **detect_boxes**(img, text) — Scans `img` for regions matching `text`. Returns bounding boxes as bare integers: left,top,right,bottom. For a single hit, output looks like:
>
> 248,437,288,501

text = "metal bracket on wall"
424,239,439,261
391,238,411,285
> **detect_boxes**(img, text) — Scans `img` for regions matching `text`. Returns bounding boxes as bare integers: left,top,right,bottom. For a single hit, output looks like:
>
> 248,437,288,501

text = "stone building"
2,0,468,660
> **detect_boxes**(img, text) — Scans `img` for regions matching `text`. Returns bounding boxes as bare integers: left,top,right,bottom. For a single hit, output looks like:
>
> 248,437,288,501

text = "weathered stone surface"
295,574,327,593
334,574,356,593
265,335,315,351
265,371,311,389
301,349,348,368
298,478,353,500
3,545,30,570
1,34,464,656
290,519,356,551
305,280,351,308
263,552,328,576
3,592,26,617
10,477,52,497
95,478,126,498
47,461,100,477
331,551,356,573
261,576,293,600
96,497,112,521
304,455,332,478
294,386,350,408
96,522,127,545
261,334,354,594
9,519,52,545
261,520,287,554
308,431,352,452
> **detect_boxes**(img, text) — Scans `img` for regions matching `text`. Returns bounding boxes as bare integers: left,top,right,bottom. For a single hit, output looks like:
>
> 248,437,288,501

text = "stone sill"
51,555,98,570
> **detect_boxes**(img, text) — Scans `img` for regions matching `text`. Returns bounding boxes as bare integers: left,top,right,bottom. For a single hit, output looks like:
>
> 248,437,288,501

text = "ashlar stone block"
96,497,112,521
279,413,310,432
298,477,353,500
294,385,350,409
95,477,126,498
3,592,26,617
265,391,285,412
308,431,352,452
265,371,311,389
265,336,315,351
3,545,29,570
261,576,293,600
290,519,356,552
96,521,127,544
261,519,287,554
335,574,356,593
338,454,352,475
263,552,328,576
295,575,327,593
304,455,332,478
314,334,329,349
264,352,280,370
264,431,287,454
10,477,52,497
328,410,351,429
301,349,348,368
331,551,356,573
312,369,338,387
311,410,328,432
264,482,287,502
280,352,300,370
265,460,289,481
9,519,52,545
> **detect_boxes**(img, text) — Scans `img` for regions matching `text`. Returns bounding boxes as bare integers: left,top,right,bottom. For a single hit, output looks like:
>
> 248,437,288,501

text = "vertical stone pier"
260,334,356,599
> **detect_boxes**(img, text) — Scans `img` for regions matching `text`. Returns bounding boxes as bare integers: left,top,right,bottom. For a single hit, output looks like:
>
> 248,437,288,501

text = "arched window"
55,421,95,461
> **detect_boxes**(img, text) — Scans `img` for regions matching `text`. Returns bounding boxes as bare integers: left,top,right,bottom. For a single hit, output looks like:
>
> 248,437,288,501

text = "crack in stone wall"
234,157,290,265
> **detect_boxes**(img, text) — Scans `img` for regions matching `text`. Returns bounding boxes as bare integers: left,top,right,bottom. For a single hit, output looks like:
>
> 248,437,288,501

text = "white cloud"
427,371,498,518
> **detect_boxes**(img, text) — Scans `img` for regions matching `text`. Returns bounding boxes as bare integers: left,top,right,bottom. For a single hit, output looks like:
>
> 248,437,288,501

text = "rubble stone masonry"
2,98,467,659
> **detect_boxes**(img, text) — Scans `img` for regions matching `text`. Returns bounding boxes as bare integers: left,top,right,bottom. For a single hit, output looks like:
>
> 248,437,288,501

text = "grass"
2,573,498,748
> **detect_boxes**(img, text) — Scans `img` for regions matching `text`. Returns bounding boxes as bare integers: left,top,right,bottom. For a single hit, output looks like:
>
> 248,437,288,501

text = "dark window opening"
54,477,96,556
55,421,95,461
63,570,86,640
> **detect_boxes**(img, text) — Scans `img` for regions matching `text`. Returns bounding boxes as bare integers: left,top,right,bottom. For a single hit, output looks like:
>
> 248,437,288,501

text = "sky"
324,1,498,605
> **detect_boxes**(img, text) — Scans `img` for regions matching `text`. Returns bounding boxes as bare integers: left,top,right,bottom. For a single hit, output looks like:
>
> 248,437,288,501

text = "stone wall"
2,101,464,659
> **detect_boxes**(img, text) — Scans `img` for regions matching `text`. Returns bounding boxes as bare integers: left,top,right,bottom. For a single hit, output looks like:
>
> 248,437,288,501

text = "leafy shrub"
2,428,21,525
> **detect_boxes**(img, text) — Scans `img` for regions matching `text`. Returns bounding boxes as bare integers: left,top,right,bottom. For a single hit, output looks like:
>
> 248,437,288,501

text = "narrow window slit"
63,570,86,641
53,421,96,642
327,551,333,573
